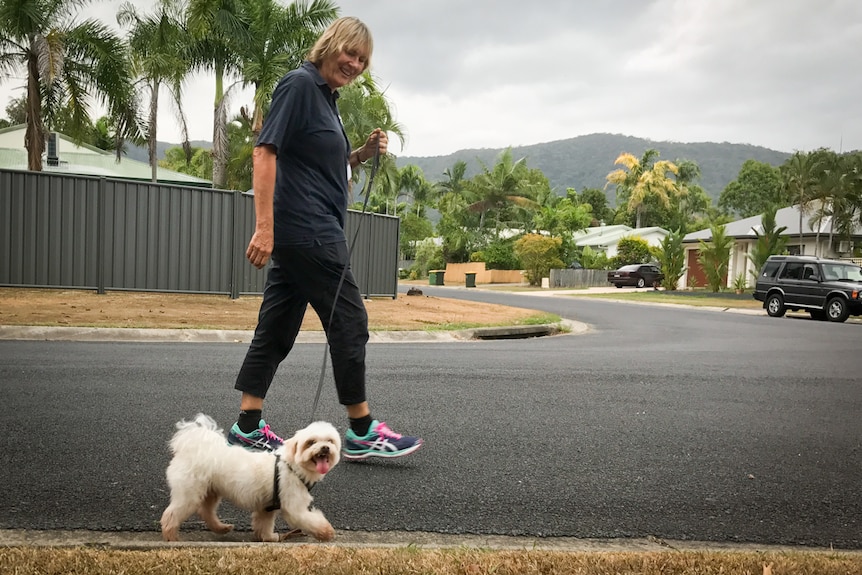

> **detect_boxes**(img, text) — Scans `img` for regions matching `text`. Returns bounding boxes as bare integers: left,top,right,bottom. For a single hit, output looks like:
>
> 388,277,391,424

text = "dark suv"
753,255,862,322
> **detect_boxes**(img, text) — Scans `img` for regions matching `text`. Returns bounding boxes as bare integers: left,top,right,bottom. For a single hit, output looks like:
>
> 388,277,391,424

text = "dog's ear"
282,436,299,463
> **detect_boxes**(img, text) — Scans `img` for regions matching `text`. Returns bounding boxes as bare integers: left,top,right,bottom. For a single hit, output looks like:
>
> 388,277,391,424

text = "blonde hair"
308,17,373,72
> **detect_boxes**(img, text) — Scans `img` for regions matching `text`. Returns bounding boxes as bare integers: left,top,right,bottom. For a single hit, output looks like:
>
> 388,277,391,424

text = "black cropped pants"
234,241,369,406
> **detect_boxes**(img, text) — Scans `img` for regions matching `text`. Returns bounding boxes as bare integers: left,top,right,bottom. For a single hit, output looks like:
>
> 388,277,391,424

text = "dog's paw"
212,522,234,535
310,523,335,542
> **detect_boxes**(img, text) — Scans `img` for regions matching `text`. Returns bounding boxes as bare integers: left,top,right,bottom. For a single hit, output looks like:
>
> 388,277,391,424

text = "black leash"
309,141,380,423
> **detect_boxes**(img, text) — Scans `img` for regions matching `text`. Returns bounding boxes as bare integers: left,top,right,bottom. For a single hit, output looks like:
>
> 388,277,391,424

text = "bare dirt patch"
0,287,546,331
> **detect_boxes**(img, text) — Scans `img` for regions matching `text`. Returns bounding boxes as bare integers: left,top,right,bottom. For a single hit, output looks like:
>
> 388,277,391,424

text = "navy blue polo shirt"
256,61,352,247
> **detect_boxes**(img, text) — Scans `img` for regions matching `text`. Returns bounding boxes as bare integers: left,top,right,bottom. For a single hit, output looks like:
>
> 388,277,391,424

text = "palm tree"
0,0,139,171
697,223,733,293
748,205,788,282
467,148,540,232
780,151,821,251
437,161,468,195
338,72,405,210
240,0,337,139
606,149,678,228
185,0,250,188
397,164,433,216
118,0,191,182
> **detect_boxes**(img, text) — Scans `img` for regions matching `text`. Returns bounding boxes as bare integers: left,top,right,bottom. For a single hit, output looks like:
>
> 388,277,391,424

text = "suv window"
760,260,781,278
779,262,804,280
802,264,820,281
822,263,862,281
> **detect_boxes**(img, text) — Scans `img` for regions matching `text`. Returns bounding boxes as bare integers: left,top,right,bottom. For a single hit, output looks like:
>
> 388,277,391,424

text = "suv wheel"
636,278,646,288
826,297,850,323
766,293,786,317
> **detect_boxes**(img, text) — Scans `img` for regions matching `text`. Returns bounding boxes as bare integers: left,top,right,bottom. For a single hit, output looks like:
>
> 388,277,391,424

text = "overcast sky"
2,0,860,157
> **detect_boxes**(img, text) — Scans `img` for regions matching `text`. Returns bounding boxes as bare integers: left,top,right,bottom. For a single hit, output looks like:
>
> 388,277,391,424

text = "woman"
227,17,422,461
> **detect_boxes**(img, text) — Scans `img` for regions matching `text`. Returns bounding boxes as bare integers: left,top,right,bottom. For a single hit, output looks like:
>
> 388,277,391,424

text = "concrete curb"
0,320,587,344
1,528,857,554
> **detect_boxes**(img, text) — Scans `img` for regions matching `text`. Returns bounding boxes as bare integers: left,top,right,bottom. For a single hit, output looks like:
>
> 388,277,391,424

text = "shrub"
471,237,521,270
513,234,564,286
652,229,685,291
610,236,653,269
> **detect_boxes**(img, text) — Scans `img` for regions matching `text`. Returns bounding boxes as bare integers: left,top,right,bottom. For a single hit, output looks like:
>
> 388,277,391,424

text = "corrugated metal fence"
0,168,399,298
549,268,610,288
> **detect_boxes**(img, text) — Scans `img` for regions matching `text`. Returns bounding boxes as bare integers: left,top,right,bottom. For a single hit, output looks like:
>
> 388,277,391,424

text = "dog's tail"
169,413,225,456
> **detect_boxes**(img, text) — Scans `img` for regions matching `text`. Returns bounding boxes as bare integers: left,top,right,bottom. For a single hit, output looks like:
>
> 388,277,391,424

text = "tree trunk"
149,79,160,183
25,49,44,172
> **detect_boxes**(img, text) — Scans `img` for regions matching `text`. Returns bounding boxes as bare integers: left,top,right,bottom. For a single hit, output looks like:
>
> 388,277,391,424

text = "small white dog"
160,413,340,542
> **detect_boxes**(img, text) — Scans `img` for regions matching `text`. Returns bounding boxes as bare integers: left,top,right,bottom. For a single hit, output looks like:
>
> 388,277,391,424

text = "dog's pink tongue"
315,458,330,475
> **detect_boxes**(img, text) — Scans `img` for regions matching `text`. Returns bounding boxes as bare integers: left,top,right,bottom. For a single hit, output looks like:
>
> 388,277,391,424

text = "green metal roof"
0,126,212,187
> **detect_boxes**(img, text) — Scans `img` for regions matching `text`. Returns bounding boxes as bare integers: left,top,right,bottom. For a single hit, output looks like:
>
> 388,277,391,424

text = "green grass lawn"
571,290,765,310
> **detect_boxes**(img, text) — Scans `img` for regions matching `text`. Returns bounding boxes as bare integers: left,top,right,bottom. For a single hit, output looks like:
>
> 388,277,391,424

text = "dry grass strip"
2,546,861,575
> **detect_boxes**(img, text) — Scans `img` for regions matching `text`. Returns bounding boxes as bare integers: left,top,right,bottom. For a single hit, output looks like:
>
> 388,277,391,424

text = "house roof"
574,225,669,247
0,125,212,187
683,203,862,242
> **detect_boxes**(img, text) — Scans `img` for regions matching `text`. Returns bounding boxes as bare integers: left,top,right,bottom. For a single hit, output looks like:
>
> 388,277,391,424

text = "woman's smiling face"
319,47,368,91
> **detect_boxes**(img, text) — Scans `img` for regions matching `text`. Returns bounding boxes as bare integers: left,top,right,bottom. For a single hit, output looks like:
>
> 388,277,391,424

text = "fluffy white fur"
160,413,341,542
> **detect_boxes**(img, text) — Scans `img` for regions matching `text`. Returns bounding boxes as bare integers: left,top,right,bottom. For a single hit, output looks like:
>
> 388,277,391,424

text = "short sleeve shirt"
256,61,352,247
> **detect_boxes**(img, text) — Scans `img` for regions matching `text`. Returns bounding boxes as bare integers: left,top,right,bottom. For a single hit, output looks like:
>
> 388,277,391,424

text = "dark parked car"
753,255,862,322
607,264,664,288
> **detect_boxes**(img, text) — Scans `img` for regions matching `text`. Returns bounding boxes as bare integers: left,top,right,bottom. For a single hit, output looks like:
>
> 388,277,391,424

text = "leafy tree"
574,187,613,225
411,237,444,279
118,0,191,181
4,94,26,124
160,144,212,179
399,211,433,260
718,160,787,218
747,205,788,282
470,236,520,270
611,236,652,268
0,0,139,170
651,229,685,290
697,223,733,292
514,233,563,286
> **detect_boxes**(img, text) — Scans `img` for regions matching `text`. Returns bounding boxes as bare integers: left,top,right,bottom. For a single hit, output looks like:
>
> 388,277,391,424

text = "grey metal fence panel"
0,168,398,298
550,268,610,288
345,210,399,298
0,170,101,288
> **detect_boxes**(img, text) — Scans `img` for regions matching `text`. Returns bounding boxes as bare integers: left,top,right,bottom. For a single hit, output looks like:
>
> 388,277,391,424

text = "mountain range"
396,133,793,202
133,132,793,202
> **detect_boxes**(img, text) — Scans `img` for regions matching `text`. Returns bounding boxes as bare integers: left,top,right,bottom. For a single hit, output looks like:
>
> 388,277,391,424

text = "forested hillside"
396,133,792,202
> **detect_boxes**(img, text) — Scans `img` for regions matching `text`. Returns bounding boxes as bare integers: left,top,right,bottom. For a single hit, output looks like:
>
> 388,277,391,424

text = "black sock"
238,409,262,434
349,414,373,437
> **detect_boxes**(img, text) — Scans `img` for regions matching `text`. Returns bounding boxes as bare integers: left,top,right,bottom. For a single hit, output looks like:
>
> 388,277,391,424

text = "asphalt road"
1,287,860,549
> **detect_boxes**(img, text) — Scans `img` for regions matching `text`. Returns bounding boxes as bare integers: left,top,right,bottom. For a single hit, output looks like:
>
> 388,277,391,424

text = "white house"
574,224,669,258
0,124,212,187
681,203,862,289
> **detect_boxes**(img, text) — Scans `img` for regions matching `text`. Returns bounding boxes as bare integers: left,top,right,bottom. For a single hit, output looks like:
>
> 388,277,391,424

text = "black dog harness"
265,453,315,512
